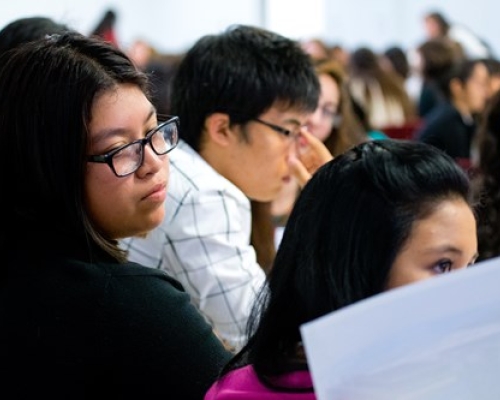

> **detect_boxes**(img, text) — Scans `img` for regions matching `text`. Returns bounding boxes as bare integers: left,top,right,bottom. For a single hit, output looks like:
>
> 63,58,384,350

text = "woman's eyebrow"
92,127,130,146
420,245,464,255
144,106,156,124
92,107,157,145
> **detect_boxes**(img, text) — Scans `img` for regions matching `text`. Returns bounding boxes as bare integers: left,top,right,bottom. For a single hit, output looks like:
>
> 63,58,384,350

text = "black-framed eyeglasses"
87,115,179,177
252,118,301,138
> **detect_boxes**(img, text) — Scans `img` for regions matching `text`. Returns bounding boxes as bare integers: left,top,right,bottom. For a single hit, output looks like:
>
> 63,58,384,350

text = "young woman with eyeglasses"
271,59,369,232
0,32,231,398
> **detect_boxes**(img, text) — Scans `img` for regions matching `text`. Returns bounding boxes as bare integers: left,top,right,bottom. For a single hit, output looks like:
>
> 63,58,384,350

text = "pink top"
205,365,316,400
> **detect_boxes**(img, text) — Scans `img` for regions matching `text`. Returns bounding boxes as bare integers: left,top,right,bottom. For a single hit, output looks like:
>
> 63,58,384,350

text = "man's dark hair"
170,24,320,152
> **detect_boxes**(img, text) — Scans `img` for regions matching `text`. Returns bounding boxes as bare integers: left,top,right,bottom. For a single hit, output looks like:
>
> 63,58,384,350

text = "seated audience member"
472,90,500,261
143,53,183,115
206,140,478,399
88,8,119,47
416,58,489,163
0,32,231,398
272,59,368,228
309,60,370,156
300,37,331,62
126,38,158,69
347,47,415,130
122,25,325,352
0,15,70,55
415,38,460,117
350,97,389,140
330,44,350,70
423,10,492,60
382,46,411,84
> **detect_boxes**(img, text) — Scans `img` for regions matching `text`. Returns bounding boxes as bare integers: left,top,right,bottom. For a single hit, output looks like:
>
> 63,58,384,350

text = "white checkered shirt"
122,140,266,351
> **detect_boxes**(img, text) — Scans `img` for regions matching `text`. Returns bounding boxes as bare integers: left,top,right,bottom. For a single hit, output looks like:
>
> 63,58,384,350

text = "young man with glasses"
122,25,322,351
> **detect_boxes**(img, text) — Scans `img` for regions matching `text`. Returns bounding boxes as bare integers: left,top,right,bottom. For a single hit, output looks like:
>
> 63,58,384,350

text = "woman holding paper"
205,140,478,399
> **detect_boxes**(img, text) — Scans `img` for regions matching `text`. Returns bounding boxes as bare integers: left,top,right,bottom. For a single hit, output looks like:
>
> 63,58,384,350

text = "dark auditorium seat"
381,119,423,141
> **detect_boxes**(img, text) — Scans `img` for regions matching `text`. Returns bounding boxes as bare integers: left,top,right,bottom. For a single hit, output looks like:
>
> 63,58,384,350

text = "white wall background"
321,0,496,54
0,0,497,56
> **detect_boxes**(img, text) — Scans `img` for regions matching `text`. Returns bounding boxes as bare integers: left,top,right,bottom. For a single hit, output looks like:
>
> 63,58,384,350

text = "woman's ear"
204,113,234,147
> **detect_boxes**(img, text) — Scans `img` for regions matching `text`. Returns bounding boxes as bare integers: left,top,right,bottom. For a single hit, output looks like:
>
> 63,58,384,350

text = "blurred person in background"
300,37,331,62
272,59,369,231
381,46,411,83
416,58,489,166
142,53,183,115
347,46,416,131
0,15,70,56
126,38,159,70
423,10,492,60
414,38,461,118
89,8,119,47
330,44,350,70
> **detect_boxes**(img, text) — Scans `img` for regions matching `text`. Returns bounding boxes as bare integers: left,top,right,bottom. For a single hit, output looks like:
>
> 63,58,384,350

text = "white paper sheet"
300,257,500,400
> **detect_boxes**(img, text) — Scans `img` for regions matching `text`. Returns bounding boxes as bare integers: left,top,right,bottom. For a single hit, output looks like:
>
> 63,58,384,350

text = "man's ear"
204,113,234,147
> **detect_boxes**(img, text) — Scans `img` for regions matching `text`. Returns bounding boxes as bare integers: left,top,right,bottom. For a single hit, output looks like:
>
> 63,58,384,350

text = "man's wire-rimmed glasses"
87,115,179,177
252,118,302,139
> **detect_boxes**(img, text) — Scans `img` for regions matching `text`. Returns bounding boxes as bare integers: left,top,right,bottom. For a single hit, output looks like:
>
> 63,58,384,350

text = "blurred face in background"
452,62,489,115
306,73,340,142
424,16,442,39
301,39,329,61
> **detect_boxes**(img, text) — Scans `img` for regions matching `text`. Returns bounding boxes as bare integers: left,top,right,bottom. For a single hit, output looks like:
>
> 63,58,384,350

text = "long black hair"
474,90,500,260
222,140,472,390
0,32,149,262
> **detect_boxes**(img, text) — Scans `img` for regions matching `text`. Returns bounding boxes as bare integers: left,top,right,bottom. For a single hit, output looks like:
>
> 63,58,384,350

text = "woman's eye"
432,260,452,274
101,141,128,154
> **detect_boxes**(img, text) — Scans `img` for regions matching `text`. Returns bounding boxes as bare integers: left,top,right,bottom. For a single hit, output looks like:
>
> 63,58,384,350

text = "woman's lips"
143,183,167,202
